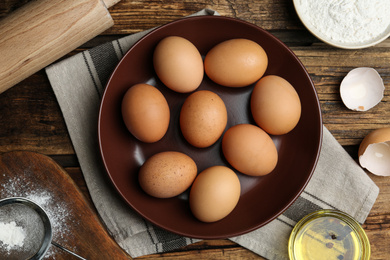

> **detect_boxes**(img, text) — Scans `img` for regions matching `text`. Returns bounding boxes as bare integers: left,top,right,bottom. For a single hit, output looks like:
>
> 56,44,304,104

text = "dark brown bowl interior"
98,16,323,239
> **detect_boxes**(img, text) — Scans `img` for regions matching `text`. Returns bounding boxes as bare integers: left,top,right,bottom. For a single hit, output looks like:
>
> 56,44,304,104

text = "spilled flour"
297,0,390,44
0,173,79,259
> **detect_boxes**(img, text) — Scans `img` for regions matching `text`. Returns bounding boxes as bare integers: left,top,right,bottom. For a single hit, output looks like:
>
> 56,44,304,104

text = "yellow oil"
289,210,370,260
292,216,361,260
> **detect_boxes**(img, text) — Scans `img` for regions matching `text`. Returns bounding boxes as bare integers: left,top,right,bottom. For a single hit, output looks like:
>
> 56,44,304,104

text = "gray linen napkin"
45,9,379,259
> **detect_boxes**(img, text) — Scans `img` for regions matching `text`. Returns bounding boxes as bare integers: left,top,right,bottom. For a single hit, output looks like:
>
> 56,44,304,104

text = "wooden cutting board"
0,151,131,260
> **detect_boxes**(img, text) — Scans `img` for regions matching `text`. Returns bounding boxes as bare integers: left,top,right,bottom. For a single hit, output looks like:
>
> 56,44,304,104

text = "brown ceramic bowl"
98,16,322,239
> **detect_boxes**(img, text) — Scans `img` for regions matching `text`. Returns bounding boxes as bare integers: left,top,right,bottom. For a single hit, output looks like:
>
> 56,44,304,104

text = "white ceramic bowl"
293,0,390,49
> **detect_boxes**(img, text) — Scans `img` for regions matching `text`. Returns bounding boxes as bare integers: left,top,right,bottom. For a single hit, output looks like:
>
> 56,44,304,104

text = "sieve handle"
51,241,88,260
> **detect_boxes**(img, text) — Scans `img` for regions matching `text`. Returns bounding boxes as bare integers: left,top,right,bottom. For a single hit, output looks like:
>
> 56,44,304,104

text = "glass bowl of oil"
288,209,370,260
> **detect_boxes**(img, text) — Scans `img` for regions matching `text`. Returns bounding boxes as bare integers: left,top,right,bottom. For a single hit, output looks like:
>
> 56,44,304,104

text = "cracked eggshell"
340,67,384,111
358,127,390,176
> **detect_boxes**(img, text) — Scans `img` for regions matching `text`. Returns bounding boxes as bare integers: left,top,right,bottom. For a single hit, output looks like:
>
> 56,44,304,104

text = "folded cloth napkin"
45,9,379,259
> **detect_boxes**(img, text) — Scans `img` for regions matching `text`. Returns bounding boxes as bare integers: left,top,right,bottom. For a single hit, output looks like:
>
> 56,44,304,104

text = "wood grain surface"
0,0,389,259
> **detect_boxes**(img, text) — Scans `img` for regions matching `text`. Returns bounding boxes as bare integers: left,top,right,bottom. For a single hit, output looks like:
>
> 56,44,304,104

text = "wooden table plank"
104,0,304,34
0,72,74,155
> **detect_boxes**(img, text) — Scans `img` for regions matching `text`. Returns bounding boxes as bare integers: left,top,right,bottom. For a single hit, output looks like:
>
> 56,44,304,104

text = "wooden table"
1,1,389,259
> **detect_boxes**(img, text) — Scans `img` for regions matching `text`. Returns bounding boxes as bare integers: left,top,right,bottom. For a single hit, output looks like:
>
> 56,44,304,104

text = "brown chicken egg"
180,90,227,148
139,151,197,198
189,166,241,222
121,83,170,143
251,75,301,135
204,38,268,87
222,124,278,176
153,36,204,93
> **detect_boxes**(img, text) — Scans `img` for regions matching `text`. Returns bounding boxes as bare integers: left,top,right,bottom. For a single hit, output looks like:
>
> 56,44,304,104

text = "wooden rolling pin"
0,0,120,94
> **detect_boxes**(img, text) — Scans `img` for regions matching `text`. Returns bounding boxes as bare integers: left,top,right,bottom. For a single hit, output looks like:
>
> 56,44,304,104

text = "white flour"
0,221,25,250
297,0,390,44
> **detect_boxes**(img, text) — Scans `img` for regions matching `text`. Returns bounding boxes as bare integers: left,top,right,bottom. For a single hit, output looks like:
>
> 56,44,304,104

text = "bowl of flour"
293,0,390,49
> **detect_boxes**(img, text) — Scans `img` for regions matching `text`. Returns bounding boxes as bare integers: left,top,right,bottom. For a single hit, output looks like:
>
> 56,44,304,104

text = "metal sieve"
0,197,86,260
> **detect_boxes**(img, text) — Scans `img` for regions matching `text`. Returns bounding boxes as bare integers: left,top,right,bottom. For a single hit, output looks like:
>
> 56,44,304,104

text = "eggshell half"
340,67,384,111
358,127,390,176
